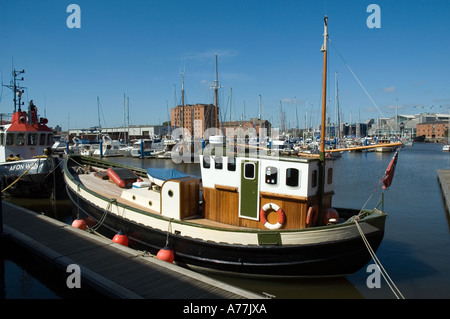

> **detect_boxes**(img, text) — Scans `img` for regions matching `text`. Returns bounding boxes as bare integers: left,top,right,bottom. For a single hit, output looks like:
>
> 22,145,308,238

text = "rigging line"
354,220,405,299
357,177,384,216
328,38,400,139
358,149,401,216
0,69,3,103
45,157,64,177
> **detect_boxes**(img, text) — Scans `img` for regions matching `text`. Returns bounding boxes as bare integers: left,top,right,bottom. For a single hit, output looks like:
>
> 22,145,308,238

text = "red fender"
306,205,319,227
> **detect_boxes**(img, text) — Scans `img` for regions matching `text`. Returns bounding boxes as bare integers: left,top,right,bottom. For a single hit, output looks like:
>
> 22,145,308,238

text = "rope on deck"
354,218,405,299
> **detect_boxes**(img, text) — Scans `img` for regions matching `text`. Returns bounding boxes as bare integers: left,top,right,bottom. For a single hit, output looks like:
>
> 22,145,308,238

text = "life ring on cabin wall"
306,205,319,227
260,203,286,230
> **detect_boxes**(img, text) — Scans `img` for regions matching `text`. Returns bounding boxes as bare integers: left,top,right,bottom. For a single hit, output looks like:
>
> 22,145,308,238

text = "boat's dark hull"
67,183,385,277
0,157,60,198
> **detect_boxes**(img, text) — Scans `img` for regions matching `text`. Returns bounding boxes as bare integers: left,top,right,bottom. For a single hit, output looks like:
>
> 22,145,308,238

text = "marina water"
2,142,450,299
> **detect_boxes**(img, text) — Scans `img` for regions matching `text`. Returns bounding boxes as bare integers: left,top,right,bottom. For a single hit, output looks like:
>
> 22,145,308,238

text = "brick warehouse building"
416,121,448,138
171,103,218,138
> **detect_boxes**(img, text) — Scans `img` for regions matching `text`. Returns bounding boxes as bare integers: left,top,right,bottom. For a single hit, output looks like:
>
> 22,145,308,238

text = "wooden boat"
375,138,397,153
63,17,392,277
0,69,60,198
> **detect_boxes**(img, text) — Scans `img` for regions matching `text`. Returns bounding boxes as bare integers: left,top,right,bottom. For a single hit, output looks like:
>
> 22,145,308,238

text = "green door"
240,160,259,220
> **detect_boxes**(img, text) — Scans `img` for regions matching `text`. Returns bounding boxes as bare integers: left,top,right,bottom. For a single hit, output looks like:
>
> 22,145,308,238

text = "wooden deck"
1,200,263,299
76,169,249,230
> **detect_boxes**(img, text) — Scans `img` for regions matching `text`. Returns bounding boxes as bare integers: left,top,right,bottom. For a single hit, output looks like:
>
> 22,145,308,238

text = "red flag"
382,151,398,189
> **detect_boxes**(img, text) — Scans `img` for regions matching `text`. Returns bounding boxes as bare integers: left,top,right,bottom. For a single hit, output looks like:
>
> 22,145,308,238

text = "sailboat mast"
214,55,220,129
230,87,232,122
335,72,340,141
127,96,130,143
320,16,328,159
317,16,328,226
181,70,185,129
97,96,101,128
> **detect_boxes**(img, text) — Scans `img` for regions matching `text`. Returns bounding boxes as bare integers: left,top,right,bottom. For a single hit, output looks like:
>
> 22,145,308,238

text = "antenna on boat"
2,69,25,112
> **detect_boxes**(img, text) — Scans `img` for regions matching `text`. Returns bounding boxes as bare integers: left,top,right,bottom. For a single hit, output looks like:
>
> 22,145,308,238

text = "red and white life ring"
260,203,286,230
306,205,319,227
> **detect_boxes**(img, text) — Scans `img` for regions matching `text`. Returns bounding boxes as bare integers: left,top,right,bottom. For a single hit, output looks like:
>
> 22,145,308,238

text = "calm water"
2,142,450,299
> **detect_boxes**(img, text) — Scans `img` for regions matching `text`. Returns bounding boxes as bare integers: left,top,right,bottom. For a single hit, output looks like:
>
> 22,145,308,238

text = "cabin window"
28,133,38,146
16,133,25,146
265,166,278,185
203,156,210,169
244,162,255,179
6,133,14,146
39,133,46,146
47,134,53,146
214,157,223,170
227,157,236,171
286,168,299,187
311,170,318,188
0,133,3,146
327,168,333,184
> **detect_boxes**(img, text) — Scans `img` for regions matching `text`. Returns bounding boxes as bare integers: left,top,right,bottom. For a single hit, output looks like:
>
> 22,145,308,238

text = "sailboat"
63,17,395,277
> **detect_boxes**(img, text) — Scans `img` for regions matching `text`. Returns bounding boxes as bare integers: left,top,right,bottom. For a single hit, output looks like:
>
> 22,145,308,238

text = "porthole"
132,195,136,200
168,190,173,197
148,200,152,206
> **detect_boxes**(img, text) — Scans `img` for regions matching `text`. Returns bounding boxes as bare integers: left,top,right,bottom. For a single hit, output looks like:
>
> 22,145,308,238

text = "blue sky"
1,0,449,131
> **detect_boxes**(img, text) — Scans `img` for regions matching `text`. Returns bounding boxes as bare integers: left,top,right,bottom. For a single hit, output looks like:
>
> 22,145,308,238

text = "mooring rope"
90,198,116,231
66,181,112,232
1,158,40,193
165,219,173,246
354,218,405,299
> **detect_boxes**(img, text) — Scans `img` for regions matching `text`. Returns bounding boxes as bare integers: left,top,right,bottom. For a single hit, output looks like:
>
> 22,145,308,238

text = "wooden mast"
318,16,328,225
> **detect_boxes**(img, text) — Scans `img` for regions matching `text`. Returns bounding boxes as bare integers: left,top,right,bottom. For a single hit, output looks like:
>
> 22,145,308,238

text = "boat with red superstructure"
0,69,59,198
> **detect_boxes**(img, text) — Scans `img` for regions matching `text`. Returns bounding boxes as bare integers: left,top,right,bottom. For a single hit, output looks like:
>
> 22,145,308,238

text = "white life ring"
260,203,286,230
